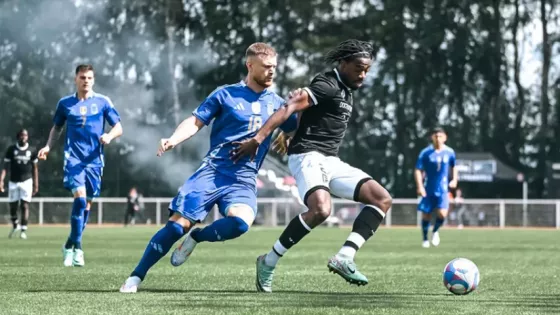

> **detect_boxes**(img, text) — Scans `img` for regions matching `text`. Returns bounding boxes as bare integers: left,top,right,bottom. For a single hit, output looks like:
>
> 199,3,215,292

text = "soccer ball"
442,258,480,295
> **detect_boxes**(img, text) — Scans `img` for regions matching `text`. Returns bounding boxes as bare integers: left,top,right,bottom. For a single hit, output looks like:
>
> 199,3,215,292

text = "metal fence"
1,197,559,229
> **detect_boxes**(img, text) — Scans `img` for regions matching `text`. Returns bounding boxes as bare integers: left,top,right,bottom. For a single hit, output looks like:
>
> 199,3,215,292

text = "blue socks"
191,216,249,243
69,197,87,250
433,217,445,233
421,220,430,241
132,221,185,280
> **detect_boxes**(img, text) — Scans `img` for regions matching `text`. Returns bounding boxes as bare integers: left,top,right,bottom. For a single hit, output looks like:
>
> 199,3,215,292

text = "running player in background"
120,42,298,293
414,127,457,248
38,64,123,267
231,39,393,291
1,129,39,239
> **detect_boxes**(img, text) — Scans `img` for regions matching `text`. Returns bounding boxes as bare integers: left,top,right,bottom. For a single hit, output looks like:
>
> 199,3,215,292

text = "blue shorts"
63,165,102,200
169,164,257,223
417,195,449,213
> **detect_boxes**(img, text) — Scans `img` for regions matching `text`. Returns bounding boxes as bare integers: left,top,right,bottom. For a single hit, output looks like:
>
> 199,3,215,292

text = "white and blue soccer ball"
442,258,480,295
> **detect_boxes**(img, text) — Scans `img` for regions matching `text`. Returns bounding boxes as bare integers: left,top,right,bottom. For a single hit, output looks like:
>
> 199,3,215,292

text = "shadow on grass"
25,288,559,312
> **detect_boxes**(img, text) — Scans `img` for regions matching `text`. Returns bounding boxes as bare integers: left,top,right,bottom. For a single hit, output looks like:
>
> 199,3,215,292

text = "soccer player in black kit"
1,129,39,239
231,40,393,292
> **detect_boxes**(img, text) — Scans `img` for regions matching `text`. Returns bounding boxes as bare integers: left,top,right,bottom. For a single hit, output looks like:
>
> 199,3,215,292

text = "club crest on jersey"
443,155,449,163
14,150,18,155
341,90,346,98
91,104,98,114
267,102,274,115
80,106,87,116
26,151,31,157
251,102,261,114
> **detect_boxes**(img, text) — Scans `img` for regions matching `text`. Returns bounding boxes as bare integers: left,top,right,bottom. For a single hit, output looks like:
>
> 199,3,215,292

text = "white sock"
264,240,287,267
337,232,366,260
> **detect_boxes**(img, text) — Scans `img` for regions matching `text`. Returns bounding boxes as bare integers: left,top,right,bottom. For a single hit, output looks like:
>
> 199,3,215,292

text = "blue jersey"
416,145,456,197
53,92,121,168
193,80,298,185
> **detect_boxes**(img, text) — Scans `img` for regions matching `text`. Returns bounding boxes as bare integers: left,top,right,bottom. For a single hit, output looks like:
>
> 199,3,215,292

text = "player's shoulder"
419,145,434,155
443,145,455,154
208,81,245,98
92,92,115,107
310,70,338,88
5,144,16,152
57,93,76,106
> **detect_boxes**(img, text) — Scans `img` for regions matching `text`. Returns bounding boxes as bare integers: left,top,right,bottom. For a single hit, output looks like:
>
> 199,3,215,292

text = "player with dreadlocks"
231,39,393,292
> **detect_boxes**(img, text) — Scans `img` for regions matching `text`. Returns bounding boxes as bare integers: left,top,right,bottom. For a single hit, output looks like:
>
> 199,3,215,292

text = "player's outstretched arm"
157,116,205,156
100,122,123,145
38,125,63,160
230,90,310,162
0,169,6,193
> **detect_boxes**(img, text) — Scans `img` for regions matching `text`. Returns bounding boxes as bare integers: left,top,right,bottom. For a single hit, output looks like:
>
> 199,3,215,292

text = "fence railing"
1,197,559,229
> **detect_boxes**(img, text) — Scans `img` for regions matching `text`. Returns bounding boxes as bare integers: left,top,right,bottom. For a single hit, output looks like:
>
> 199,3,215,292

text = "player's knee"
227,205,255,227
72,188,86,198
306,189,332,221
308,200,331,221
229,216,250,239
360,181,392,213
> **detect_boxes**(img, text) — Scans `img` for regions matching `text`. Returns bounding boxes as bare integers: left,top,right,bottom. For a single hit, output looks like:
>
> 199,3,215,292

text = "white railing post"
556,201,560,230
98,200,103,225
284,204,290,227
385,207,392,227
416,211,421,227
499,200,505,229
39,199,44,225
156,200,161,226
271,202,278,227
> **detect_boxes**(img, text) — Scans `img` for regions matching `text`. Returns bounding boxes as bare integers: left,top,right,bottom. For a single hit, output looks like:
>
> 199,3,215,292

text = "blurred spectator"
124,187,144,226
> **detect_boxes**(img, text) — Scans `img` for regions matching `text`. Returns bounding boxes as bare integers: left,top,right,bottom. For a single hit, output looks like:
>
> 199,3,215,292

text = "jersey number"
248,116,262,132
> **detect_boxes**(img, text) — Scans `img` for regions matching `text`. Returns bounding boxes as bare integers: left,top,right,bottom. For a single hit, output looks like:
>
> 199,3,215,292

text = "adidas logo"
235,103,245,110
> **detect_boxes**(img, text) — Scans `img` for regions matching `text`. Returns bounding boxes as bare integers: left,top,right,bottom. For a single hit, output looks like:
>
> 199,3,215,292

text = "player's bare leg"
120,213,193,293
257,189,331,293
8,201,19,238
431,208,448,247
19,201,29,239
330,179,392,286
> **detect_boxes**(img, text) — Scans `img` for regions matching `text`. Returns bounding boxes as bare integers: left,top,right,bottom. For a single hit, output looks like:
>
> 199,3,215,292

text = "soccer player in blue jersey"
120,42,298,293
414,127,457,248
38,64,123,266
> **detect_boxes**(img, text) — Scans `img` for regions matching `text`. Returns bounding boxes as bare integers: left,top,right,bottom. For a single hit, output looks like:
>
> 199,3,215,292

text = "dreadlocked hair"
324,39,375,64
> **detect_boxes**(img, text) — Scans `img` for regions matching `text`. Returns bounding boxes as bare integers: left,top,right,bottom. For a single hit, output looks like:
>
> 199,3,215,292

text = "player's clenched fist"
157,138,177,156
100,134,113,145
38,146,50,160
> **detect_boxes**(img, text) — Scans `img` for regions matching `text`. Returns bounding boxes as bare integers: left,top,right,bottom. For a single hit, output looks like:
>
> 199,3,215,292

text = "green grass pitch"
0,226,558,315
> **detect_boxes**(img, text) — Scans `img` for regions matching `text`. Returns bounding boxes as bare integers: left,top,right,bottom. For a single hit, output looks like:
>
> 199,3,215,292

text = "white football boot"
431,232,441,247
120,276,142,293
62,248,74,267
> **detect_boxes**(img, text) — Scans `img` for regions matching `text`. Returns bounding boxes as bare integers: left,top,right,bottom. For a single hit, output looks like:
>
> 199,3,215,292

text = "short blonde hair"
245,42,277,58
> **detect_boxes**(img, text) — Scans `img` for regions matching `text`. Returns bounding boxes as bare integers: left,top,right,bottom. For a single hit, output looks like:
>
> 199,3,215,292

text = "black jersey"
288,69,354,157
3,144,38,182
